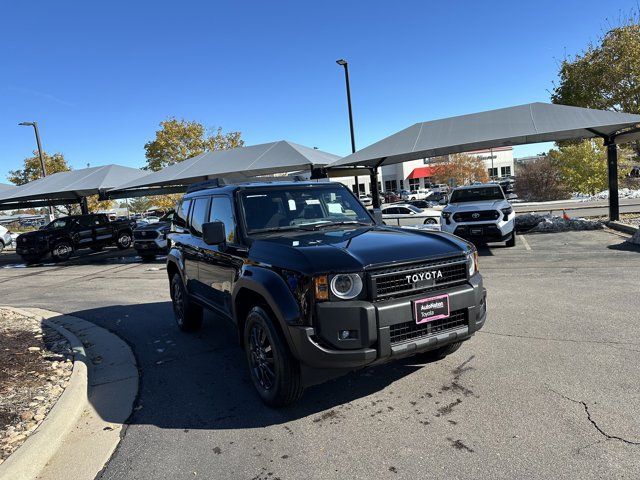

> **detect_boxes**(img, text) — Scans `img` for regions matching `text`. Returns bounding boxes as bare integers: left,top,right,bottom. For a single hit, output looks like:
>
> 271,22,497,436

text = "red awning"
407,166,436,179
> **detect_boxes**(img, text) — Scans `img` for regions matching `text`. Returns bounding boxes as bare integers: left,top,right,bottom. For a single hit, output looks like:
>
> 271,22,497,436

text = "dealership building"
337,146,515,194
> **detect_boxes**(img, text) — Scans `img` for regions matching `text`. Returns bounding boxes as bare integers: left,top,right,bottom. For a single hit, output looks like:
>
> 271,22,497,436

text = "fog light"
339,330,358,340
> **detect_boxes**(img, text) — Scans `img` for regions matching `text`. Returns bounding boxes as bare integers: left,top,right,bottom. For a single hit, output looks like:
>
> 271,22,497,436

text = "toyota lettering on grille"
405,270,443,284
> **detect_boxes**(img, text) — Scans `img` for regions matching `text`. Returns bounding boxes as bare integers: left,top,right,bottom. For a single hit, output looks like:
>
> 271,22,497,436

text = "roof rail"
186,179,223,193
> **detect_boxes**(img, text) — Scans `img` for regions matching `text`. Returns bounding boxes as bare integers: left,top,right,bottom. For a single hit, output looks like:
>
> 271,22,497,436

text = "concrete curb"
0,307,88,480
0,307,139,480
607,220,639,236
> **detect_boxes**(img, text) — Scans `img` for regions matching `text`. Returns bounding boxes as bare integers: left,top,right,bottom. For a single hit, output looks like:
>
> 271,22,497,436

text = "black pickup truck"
167,180,487,407
16,214,135,263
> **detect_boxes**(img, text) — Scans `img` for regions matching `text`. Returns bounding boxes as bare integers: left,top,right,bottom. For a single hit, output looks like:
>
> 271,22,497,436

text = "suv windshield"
449,186,505,203
240,185,374,234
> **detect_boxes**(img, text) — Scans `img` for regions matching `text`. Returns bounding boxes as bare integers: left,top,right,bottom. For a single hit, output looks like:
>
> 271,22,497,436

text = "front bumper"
16,244,49,256
287,275,486,370
441,216,514,242
133,238,167,253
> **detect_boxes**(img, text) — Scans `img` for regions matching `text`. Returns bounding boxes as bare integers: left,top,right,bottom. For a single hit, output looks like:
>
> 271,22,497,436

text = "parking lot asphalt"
1,230,639,480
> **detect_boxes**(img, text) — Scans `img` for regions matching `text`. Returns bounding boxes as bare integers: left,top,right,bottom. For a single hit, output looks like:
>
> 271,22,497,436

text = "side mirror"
202,221,226,245
439,197,448,205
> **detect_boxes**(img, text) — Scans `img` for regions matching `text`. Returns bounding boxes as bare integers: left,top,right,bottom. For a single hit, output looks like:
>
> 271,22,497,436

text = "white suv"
440,184,516,247
0,225,13,253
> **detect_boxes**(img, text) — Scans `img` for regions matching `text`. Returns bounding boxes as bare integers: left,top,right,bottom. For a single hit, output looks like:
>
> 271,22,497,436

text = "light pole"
336,59,359,194
19,121,53,216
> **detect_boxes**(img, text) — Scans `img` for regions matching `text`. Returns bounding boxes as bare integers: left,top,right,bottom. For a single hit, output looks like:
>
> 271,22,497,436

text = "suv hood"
135,221,170,232
248,226,470,274
444,199,509,212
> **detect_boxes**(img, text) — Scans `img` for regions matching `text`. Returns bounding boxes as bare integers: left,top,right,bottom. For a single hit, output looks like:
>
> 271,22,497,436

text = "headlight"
501,207,513,220
466,249,479,277
330,274,363,300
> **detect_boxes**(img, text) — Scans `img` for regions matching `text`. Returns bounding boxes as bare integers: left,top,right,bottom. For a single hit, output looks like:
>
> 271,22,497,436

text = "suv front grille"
390,309,468,345
453,210,500,222
134,230,159,240
370,256,468,300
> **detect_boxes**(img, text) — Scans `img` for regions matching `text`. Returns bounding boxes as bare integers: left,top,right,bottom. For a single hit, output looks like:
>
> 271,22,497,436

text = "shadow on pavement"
68,302,428,431
0,248,164,269
607,240,640,252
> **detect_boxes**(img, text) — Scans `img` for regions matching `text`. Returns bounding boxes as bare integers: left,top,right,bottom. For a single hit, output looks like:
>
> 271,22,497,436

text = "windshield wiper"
297,220,372,231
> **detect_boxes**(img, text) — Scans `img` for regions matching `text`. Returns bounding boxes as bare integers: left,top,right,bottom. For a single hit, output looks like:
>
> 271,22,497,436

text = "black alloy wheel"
248,323,276,391
51,241,73,261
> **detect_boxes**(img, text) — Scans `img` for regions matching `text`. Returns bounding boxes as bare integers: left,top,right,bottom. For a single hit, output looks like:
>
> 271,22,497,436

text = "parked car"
440,184,516,247
432,184,450,194
408,199,436,209
15,214,136,263
382,191,401,203
381,203,441,226
405,188,433,201
166,180,486,407
358,194,373,207
133,211,174,261
0,225,12,253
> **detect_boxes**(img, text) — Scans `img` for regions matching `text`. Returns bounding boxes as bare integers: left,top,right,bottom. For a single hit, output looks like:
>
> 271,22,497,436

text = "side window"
209,196,237,243
76,216,94,227
190,197,210,237
174,199,192,229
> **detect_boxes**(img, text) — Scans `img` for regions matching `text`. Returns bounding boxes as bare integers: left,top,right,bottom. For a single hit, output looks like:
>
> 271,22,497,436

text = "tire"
140,254,156,262
506,232,516,247
51,240,73,262
423,218,438,225
90,245,104,252
170,273,203,332
116,231,132,250
0,241,4,253
418,341,463,362
244,306,303,407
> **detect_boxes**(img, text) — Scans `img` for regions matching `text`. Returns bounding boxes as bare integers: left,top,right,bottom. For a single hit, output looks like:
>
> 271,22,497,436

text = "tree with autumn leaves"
429,153,488,186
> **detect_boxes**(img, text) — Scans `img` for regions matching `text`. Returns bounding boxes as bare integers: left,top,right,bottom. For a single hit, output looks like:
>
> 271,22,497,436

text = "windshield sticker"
288,199,297,210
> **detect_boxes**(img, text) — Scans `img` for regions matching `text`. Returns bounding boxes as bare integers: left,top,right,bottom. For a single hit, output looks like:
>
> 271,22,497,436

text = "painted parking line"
519,234,532,251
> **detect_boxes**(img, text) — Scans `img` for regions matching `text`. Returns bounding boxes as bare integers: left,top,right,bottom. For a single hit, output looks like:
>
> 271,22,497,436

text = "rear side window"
190,197,210,237
209,196,237,243
174,199,192,228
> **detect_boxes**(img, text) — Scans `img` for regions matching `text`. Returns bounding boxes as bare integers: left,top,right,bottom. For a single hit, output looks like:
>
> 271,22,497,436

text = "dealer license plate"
413,294,450,324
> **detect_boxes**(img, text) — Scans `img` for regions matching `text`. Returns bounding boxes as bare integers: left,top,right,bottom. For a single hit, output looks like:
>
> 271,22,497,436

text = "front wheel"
51,240,73,262
116,231,132,250
244,306,303,407
170,274,203,332
506,232,516,247
423,218,438,225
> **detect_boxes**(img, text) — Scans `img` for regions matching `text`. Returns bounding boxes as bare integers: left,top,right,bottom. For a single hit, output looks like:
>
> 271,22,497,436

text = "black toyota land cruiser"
167,180,486,406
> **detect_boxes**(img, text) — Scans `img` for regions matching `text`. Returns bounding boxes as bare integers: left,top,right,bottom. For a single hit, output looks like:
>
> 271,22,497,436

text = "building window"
488,167,498,178
384,180,398,192
399,180,404,190
359,183,366,194
408,178,420,190
501,166,511,177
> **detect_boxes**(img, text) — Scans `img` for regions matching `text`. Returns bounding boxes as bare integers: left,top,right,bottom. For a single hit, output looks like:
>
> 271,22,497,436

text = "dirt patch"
0,308,73,464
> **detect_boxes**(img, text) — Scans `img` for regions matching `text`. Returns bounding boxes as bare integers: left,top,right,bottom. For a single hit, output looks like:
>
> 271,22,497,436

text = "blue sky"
1,0,637,181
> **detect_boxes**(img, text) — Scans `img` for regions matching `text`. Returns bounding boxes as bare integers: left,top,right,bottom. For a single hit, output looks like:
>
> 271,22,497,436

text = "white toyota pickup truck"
440,184,516,247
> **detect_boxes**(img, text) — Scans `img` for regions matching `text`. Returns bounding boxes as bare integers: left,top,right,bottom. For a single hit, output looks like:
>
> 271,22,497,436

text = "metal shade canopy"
331,102,640,168
110,140,339,195
0,164,147,206
0,183,16,193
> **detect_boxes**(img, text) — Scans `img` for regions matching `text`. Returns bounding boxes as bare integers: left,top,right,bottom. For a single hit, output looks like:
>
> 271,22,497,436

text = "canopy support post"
80,197,89,215
605,137,619,221
370,158,386,209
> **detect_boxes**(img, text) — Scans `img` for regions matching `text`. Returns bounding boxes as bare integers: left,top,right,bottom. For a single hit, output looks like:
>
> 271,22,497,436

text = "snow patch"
516,213,604,233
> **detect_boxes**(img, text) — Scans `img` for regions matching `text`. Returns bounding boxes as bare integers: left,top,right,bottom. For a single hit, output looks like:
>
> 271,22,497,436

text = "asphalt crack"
480,330,640,348
549,388,640,446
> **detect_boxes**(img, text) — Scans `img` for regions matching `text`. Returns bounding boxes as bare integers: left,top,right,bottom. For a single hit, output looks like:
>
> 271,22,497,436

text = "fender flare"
232,266,302,353
166,247,186,284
